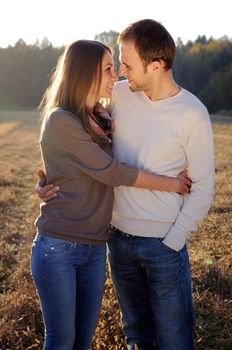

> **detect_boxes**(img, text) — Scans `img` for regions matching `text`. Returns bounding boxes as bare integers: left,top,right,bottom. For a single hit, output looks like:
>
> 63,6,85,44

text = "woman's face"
86,50,117,109
97,50,118,99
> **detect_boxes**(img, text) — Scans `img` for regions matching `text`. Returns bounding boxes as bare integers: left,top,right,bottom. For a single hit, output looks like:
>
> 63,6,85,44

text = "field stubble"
0,111,231,350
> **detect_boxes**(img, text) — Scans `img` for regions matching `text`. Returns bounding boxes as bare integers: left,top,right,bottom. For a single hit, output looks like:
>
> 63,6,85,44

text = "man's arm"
162,109,215,251
36,169,59,202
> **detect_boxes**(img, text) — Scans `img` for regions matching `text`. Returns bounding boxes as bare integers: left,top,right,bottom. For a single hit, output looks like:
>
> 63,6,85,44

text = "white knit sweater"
111,80,215,251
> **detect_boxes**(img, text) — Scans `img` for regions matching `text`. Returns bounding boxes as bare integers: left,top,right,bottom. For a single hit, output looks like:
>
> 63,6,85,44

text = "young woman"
30,40,191,350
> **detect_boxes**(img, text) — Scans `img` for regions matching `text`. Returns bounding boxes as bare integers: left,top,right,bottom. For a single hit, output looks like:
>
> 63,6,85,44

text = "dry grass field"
0,110,231,350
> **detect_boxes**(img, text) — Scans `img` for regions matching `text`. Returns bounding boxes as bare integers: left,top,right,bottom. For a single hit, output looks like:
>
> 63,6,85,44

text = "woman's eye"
105,66,116,76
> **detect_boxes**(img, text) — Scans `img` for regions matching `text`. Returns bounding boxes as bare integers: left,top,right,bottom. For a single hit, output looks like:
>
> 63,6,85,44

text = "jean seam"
45,278,58,348
179,251,195,348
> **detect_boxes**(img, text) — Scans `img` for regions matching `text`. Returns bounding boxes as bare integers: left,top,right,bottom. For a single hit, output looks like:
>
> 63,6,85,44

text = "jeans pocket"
41,235,71,255
157,238,178,254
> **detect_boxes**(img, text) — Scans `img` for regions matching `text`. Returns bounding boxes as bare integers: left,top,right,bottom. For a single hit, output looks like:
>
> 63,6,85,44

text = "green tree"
200,64,232,112
0,39,63,108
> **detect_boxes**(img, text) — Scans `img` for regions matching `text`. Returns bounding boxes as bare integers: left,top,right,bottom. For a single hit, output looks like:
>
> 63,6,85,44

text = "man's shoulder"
114,79,129,94
111,80,130,110
180,89,210,125
181,88,207,112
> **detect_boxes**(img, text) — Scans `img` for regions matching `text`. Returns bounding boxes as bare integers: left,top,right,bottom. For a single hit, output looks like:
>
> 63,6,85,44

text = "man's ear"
150,60,163,72
146,60,163,74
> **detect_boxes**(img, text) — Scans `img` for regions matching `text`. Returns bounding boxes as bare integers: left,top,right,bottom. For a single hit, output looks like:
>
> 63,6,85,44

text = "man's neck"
144,70,180,102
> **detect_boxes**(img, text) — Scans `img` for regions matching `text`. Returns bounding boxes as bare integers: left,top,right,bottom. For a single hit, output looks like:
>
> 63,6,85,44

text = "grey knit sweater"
35,109,138,244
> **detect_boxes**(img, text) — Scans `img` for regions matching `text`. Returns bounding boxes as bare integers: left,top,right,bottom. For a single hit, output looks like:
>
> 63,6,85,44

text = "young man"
37,19,214,350
107,19,214,350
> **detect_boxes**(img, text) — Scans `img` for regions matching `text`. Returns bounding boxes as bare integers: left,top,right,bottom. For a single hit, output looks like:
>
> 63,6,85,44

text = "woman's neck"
86,94,97,112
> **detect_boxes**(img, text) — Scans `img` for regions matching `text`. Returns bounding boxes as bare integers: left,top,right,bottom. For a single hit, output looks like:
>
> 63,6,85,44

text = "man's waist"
110,226,137,239
111,216,173,237
113,190,183,219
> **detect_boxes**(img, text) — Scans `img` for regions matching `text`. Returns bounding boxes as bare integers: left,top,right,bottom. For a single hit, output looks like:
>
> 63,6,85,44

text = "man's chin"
128,84,138,92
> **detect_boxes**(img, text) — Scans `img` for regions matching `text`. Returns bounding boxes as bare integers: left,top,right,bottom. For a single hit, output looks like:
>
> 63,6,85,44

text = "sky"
0,0,231,48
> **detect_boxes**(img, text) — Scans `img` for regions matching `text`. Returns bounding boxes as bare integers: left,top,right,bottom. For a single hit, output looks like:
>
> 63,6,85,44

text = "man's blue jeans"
108,227,195,350
30,233,106,350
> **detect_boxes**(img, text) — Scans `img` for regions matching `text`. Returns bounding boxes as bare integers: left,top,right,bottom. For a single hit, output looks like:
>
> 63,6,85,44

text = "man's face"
118,40,151,92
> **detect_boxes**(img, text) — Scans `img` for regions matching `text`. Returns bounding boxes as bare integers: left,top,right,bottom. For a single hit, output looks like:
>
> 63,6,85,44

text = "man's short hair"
118,19,176,70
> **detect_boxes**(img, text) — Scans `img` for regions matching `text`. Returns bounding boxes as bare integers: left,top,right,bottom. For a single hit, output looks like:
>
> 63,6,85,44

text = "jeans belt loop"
115,227,137,239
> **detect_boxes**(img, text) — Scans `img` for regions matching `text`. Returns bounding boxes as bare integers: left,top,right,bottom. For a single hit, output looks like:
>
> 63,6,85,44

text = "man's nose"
118,65,126,78
112,71,118,82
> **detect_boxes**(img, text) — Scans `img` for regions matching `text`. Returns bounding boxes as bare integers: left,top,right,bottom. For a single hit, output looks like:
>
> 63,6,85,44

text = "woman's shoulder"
47,108,78,121
44,108,82,129
41,108,85,139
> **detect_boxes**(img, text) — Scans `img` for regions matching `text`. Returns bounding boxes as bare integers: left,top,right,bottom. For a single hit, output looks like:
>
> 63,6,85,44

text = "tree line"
0,33,231,113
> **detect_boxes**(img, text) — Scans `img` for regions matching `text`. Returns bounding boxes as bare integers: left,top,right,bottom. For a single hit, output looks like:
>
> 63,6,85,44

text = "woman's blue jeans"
30,233,106,350
108,227,195,350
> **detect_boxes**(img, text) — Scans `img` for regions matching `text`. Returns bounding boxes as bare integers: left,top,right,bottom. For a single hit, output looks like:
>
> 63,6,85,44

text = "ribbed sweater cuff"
162,226,187,252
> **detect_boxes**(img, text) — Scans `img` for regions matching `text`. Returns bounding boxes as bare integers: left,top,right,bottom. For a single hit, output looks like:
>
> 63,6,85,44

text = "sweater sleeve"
41,110,138,187
162,108,215,251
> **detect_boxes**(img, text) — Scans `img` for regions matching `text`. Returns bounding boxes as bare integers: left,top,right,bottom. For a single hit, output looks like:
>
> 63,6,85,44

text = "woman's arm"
36,169,191,202
134,169,191,194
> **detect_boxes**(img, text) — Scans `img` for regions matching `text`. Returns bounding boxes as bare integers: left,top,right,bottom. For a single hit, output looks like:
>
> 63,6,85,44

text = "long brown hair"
39,40,112,144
